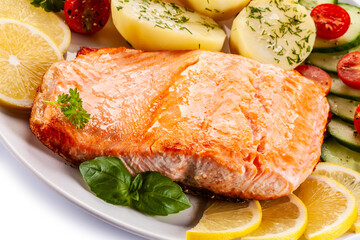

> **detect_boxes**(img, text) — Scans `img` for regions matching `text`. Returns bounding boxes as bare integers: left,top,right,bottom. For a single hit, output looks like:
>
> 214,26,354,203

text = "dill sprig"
44,88,91,129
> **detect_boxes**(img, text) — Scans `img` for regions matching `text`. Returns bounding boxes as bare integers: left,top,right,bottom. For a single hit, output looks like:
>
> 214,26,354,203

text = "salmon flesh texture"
30,47,329,200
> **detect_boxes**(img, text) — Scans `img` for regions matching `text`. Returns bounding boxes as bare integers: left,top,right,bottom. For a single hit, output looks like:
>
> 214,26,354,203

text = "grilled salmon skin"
30,47,329,200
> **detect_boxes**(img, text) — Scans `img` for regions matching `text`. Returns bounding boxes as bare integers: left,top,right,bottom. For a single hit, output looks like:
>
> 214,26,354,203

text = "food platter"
0,0,359,239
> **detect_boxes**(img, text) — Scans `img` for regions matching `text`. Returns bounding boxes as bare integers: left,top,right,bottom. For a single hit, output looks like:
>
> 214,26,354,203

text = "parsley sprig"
30,0,65,12
44,88,91,129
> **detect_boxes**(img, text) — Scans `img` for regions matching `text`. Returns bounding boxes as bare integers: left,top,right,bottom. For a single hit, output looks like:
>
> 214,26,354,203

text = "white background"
0,142,146,240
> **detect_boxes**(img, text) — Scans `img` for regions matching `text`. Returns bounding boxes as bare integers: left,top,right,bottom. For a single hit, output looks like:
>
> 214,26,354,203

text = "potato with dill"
180,0,251,20
230,0,316,70
111,0,226,51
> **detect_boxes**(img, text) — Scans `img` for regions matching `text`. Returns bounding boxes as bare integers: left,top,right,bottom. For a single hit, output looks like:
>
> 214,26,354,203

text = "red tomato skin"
294,65,332,95
310,4,351,40
64,0,110,34
337,51,360,90
354,104,360,133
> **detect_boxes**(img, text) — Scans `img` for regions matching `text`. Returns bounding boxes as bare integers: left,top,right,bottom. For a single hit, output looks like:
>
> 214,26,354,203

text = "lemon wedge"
0,18,63,110
313,162,360,234
186,200,262,240
242,194,307,240
295,175,357,240
0,0,70,53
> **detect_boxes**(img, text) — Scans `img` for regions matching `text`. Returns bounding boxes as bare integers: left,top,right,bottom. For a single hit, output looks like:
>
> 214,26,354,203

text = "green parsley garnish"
44,88,91,129
30,0,65,12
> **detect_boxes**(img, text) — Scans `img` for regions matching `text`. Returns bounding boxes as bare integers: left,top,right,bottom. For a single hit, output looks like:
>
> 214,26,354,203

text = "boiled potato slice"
230,0,316,70
181,0,251,20
111,0,226,51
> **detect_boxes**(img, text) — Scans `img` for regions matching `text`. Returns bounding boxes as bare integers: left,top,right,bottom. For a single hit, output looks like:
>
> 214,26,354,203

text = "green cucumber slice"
313,3,360,53
329,74,360,101
298,0,338,11
306,44,360,72
321,137,360,171
327,94,359,123
327,116,360,152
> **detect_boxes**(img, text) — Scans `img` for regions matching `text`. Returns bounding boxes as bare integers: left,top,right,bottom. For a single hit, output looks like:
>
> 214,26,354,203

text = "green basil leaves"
131,172,192,216
79,157,191,216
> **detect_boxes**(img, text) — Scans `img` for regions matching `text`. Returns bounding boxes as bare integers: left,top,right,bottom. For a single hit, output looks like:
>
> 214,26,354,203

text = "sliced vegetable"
181,0,251,20
329,73,360,101
355,104,360,134
327,116,360,152
327,94,360,123
321,137,360,172
298,0,338,11
230,0,316,70
306,44,360,72
337,51,360,90
295,65,331,94
310,3,350,40
64,0,111,34
313,3,360,53
111,0,226,51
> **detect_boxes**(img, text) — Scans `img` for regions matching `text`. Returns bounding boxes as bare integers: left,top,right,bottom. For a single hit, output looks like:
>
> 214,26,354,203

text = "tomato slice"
310,4,351,40
64,0,110,34
337,51,360,89
295,65,332,95
354,104,360,133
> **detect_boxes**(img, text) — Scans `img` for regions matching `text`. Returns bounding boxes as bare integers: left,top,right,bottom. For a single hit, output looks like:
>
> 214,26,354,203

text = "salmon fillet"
30,47,329,200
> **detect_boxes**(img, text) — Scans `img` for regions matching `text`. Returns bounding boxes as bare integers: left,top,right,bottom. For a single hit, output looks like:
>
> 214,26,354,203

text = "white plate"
0,0,359,239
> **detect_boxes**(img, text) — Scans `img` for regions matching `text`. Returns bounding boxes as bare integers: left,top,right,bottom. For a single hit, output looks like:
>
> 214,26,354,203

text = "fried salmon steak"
30,47,329,200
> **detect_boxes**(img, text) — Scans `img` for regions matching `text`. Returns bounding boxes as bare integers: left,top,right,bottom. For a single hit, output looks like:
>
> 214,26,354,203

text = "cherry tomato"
294,65,332,95
354,104,360,133
337,51,360,89
310,4,351,40
64,0,110,34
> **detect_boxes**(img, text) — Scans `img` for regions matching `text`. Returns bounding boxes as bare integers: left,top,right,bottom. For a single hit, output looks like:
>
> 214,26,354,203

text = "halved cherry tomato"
337,51,360,89
354,104,360,133
295,65,332,95
310,4,351,40
64,0,110,34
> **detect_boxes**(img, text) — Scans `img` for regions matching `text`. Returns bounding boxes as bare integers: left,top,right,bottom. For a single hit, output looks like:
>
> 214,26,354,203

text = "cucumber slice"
306,44,360,72
313,3,360,53
327,116,360,152
321,137,360,172
327,94,360,123
329,74,360,101
298,0,338,11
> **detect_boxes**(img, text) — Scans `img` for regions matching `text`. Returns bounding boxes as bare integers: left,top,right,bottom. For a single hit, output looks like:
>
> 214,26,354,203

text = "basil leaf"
80,157,191,216
79,157,132,206
129,174,143,201
132,172,191,216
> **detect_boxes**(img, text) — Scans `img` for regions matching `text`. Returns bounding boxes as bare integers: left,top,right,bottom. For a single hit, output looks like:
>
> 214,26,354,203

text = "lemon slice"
242,194,307,240
313,162,360,234
186,200,262,240
0,0,70,53
295,175,357,240
0,18,63,109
